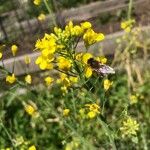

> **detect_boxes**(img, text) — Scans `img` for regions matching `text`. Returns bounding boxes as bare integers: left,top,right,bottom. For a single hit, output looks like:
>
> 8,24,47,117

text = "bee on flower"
34,21,110,93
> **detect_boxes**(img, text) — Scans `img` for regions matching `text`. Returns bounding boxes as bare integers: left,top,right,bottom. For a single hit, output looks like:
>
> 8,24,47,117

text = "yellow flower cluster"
35,21,104,70
79,103,100,119
121,19,135,32
120,117,139,138
129,93,144,105
35,21,105,92
57,73,78,94
35,34,56,70
57,56,72,71
83,28,105,46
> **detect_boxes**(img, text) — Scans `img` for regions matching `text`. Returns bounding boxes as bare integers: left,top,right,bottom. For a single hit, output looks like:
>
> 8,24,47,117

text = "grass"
0,71,149,149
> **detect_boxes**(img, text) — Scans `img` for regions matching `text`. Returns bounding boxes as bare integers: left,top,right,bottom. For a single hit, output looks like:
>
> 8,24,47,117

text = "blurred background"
0,0,149,59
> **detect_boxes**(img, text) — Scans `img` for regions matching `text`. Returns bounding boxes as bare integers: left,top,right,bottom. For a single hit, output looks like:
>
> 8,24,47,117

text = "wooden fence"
0,0,149,41
0,25,150,78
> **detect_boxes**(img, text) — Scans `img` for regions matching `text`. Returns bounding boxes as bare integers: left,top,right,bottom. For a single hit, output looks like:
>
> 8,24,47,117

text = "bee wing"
93,64,115,76
99,64,115,75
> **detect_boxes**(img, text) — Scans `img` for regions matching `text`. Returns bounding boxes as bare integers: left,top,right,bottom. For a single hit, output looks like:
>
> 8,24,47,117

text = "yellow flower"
81,21,92,30
11,45,18,56
65,139,79,150
25,104,36,116
35,34,56,55
130,95,138,104
96,56,107,64
0,52,2,59
103,79,113,91
73,25,83,36
6,74,16,84
83,29,104,46
85,103,100,113
54,27,62,35
38,13,46,21
44,76,54,86
33,0,41,5
69,76,78,83
24,55,31,64
120,117,139,138
82,53,93,64
25,74,32,84
75,53,83,61
28,145,36,150
63,109,70,116
87,111,96,119
64,21,83,37
57,56,72,71
14,136,24,147
85,103,100,119
35,56,54,70
79,108,85,116
61,86,68,94
63,77,71,87
5,148,11,150
56,73,67,84
121,19,135,32
84,66,92,78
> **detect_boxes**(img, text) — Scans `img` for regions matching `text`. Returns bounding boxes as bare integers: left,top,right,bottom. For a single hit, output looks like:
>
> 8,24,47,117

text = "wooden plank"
0,25,150,77
62,0,149,22
1,0,149,39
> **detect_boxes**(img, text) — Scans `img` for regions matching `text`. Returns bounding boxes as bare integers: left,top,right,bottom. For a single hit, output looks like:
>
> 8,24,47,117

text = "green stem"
98,118,117,150
70,89,77,117
128,0,133,19
0,119,15,147
43,0,57,26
